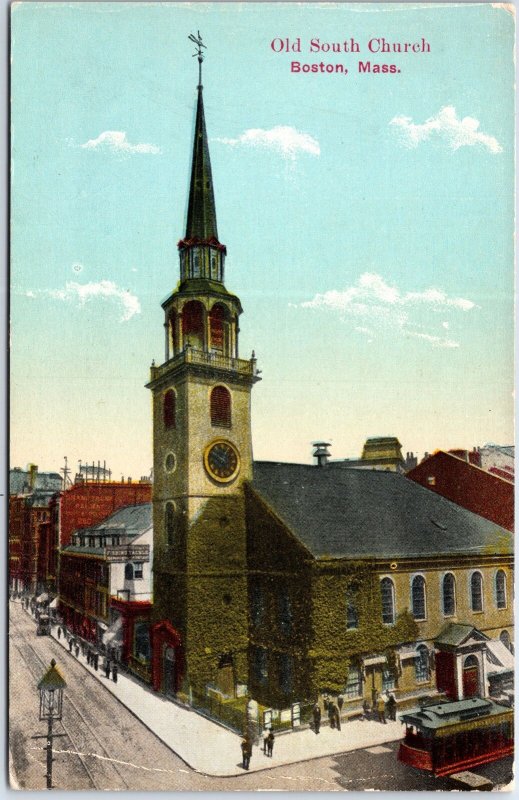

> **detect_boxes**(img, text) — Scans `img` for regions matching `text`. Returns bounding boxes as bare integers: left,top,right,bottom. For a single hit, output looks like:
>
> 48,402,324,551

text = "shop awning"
102,616,123,646
362,655,386,667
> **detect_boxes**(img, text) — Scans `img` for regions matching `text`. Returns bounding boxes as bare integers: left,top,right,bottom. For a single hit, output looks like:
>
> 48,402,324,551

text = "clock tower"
147,35,260,699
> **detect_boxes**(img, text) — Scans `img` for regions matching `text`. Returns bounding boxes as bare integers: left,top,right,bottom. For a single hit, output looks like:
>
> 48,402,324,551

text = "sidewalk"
41,614,403,777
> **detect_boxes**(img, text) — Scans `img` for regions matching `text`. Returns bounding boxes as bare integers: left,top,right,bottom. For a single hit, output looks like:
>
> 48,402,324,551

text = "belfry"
147,33,260,699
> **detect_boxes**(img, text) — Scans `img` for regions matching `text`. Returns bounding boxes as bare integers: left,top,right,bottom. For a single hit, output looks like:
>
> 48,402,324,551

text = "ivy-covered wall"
245,487,314,706
310,563,418,695
244,487,421,707
153,494,249,694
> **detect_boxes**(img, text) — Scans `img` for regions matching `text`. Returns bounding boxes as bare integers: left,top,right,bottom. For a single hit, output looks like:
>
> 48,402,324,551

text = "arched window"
495,570,507,609
124,563,134,581
380,578,395,624
210,386,231,427
182,300,205,350
412,575,426,620
442,573,456,617
250,584,264,627
414,645,430,683
278,588,292,635
163,390,176,429
470,571,483,612
165,502,175,547
168,310,178,356
209,303,227,352
346,582,359,630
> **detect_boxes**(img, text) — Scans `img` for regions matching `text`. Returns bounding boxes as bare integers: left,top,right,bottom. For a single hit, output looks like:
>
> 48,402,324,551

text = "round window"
165,453,176,472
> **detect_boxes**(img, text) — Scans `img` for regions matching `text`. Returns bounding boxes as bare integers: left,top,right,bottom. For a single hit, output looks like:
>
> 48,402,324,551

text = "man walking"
377,693,386,724
313,703,321,734
112,663,118,683
241,735,252,770
267,730,275,757
104,658,111,679
387,693,397,721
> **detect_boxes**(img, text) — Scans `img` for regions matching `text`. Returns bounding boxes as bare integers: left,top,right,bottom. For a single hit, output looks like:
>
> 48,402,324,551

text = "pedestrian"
104,658,111,679
68,637,73,653
313,703,321,734
377,694,386,724
112,663,118,683
267,730,275,757
86,648,91,665
93,652,99,671
328,701,337,729
241,735,252,770
75,643,80,658
334,704,341,732
387,693,397,721
263,729,270,755
337,694,344,712
57,627,61,640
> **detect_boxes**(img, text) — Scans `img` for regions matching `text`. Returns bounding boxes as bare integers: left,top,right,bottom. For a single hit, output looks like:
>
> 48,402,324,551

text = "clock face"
204,440,240,483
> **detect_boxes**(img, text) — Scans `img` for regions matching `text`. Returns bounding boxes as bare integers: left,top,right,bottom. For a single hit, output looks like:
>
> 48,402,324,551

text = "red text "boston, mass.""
270,37,431,53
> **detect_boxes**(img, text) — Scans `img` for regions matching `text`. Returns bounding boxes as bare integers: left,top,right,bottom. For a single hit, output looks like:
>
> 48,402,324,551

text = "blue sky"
10,2,514,479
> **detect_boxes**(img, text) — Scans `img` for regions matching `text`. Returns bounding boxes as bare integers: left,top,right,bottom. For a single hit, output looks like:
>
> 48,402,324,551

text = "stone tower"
147,38,260,699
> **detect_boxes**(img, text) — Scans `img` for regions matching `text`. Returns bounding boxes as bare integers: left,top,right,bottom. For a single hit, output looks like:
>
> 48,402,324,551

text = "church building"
146,42,513,724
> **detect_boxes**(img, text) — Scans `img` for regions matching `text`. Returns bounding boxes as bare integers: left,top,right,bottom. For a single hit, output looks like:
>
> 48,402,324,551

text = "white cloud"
80,131,161,156
390,106,502,153
216,125,320,160
298,272,478,348
28,280,141,322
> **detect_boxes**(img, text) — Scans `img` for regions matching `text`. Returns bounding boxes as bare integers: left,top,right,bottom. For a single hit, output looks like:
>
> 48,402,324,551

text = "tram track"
10,611,132,790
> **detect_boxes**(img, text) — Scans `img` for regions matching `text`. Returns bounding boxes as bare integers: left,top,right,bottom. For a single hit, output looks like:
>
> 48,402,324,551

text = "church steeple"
178,33,226,285
185,85,218,241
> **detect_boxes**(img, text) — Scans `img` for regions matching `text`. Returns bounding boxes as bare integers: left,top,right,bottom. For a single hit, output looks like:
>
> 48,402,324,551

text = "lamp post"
37,659,66,789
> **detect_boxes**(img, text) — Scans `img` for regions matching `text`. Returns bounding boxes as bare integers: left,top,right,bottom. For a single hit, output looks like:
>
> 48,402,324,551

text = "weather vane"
188,31,206,87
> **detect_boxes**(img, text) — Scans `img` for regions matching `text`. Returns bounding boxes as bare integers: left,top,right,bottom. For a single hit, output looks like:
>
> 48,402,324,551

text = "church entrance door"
462,655,479,698
164,646,176,697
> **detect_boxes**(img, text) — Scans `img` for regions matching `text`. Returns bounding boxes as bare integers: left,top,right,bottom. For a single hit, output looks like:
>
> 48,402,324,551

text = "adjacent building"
59,504,152,655
406,450,513,532
9,466,62,595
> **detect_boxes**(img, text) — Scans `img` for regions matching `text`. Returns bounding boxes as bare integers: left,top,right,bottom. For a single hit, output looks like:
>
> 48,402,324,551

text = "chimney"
312,442,331,467
28,464,38,489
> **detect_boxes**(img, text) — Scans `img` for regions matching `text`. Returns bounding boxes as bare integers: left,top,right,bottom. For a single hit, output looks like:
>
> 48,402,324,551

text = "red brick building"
406,451,513,532
9,466,62,595
48,479,152,593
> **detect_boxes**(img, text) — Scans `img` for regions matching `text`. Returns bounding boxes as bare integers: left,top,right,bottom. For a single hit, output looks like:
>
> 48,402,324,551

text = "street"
9,601,513,792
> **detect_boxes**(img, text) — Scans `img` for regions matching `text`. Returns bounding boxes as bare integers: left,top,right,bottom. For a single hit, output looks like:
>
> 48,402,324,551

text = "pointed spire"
185,33,218,241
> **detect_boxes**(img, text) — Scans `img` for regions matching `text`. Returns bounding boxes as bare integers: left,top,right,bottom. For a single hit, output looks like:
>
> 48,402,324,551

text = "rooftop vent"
312,441,331,467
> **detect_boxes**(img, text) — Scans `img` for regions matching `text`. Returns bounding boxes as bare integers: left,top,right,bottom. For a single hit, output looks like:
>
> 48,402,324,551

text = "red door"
462,664,479,697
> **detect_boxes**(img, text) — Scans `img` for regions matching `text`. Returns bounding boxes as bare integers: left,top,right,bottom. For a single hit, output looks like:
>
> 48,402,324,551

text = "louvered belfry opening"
210,385,231,427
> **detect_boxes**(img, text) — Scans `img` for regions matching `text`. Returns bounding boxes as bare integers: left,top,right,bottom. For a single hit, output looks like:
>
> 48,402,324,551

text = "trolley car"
398,697,513,776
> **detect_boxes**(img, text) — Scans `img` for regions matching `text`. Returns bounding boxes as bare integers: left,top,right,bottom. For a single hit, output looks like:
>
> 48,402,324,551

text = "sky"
10,2,515,480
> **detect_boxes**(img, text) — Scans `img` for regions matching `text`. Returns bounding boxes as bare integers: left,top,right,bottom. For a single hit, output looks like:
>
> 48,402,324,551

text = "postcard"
9,1,514,792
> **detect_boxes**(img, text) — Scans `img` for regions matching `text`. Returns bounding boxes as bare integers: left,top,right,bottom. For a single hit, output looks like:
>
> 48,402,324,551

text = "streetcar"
36,614,51,636
398,696,513,776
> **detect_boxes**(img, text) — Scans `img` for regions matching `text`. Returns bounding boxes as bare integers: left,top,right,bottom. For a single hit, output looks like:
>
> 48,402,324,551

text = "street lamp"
37,659,66,789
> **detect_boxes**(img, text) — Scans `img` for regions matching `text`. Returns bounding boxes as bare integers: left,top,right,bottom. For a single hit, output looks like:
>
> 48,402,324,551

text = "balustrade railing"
150,348,258,381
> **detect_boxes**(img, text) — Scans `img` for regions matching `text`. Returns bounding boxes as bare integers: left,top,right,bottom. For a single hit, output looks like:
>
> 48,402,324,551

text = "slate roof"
9,469,62,495
250,462,513,559
64,504,152,554
434,623,488,648
85,503,152,536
